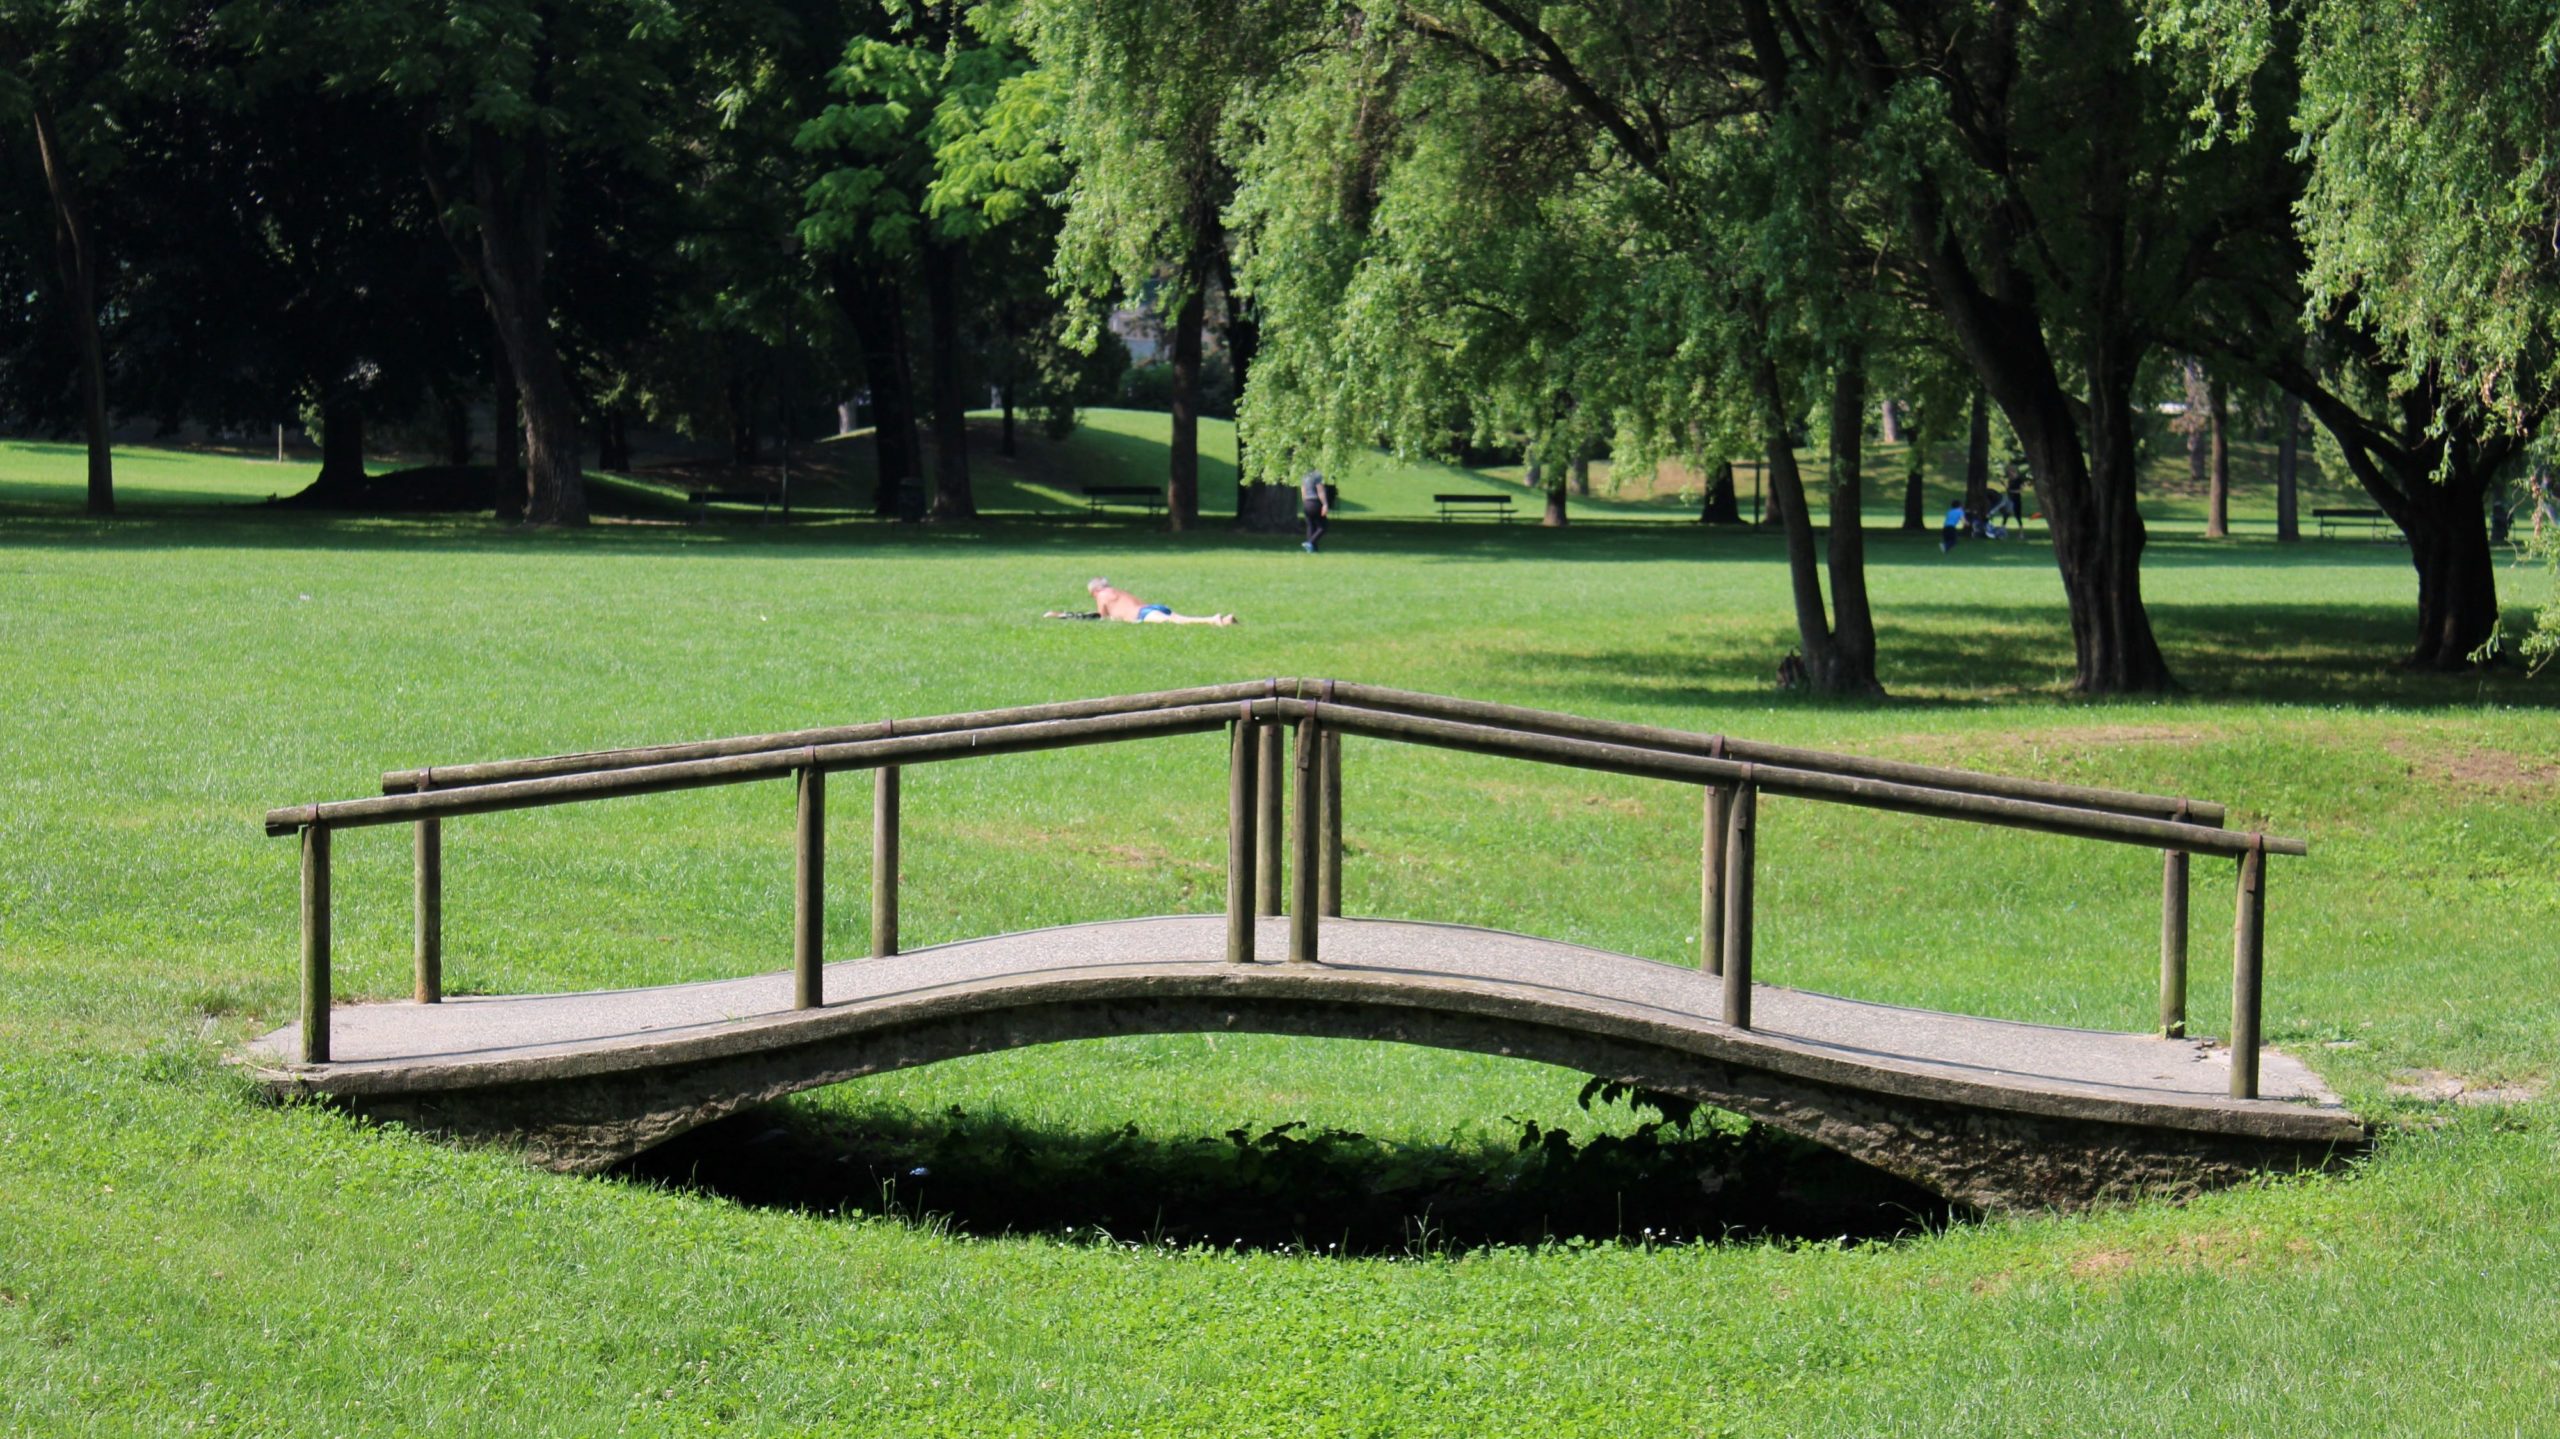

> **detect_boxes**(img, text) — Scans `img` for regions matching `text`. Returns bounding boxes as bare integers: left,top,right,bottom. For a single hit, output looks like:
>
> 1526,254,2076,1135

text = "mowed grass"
2,442,2557,1435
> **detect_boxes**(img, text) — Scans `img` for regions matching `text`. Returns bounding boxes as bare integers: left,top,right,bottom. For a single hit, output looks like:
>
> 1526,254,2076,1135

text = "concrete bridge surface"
247,915,2363,1213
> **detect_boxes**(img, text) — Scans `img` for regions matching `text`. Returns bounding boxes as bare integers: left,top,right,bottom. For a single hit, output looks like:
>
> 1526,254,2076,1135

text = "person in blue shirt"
1941,502,1966,553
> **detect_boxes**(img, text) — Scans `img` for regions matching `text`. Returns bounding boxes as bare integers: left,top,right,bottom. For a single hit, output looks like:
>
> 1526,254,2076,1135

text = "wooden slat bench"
1434,493,1516,522
1083,485,1165,516
2313,507,2394,539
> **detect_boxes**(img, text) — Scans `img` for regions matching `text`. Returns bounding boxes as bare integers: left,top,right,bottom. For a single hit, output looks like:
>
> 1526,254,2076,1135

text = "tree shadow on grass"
1516,600,2559,713
614,1098,1961,1254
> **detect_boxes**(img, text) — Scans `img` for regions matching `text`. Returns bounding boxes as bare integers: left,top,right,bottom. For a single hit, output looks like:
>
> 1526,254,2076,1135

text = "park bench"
2314,507,2395,539
1434,493,1516,522
1083,485,1165,517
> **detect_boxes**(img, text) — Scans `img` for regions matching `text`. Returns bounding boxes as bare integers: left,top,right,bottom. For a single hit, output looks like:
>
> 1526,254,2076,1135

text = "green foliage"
1011,0,1291,337
799,19,1036,257
2292,0,2560,427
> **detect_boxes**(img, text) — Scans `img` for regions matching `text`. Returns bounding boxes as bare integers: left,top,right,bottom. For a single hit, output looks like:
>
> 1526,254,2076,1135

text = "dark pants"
1304,502,1327,550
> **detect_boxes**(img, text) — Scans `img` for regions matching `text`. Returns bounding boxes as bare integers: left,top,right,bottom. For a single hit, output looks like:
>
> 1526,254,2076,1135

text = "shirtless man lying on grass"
1046,577,1235,626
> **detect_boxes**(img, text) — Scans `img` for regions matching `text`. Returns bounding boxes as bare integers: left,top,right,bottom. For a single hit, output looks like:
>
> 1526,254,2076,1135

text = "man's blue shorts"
1136,604,1171,620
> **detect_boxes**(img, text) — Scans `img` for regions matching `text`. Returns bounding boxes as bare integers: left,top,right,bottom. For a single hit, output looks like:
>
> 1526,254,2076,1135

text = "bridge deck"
250,916,2351,1142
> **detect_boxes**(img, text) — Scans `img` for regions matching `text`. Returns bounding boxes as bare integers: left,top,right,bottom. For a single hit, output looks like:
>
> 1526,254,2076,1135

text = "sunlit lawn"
1,437,2554,1435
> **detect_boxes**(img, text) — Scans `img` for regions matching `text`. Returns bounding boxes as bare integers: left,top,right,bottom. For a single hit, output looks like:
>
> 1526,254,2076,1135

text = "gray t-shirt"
1301,470,1325,505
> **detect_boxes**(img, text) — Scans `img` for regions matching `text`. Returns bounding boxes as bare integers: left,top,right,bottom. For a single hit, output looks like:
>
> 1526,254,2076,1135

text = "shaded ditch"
616,1083,1966,1253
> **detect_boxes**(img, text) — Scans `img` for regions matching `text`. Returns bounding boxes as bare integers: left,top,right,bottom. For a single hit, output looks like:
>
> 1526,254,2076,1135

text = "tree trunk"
1963,389,1991,525
1753,351,1883,697
1821,347,1883,695
728,369,758,463
597,408,631,472
31,98,113,516
830,259,920,517
1568,446,1591,498
919,238,975,521
1759,365,1833,680
1166,270,1206,532
469,124,586,525
1700,461,1741,524
1542,462,1568,527
999,379,1017,458
1901,414,1926,531
442,390,473,467
2205,377,2231,538
1217,244,1258,506
1903,171,2174,691
2404,475,2500,669
2042,344,2176,692
493,339,524,520
2290,358,2508,668
1878,395,1902,445
2183,359,2211,496
316,394,365,490
2275,391,2302,542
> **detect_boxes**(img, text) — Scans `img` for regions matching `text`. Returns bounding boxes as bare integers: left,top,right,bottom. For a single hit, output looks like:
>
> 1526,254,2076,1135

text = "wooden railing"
266,683,2303,1096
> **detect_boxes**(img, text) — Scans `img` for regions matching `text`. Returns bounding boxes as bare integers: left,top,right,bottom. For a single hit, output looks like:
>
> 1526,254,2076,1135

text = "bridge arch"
253,916,2359,1214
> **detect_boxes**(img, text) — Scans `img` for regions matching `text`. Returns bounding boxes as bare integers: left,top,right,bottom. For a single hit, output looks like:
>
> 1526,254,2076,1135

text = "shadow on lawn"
0,503,2447,575
1514,598,2557,712
615,1098,1961,1254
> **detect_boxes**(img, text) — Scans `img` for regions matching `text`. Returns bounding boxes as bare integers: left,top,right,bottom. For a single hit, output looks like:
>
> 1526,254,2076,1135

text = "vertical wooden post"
1256,721,1285,915
2160,848,2190,1038
1290,720,1320,964
795,767,825,1008
871,765,900,959
1720,780,1756,1030
1318,729,1343,918
1227,719,1258,964
300,824,331,1064
1701,785,1731,975
2231,840,2266,1099
413,815,442,1005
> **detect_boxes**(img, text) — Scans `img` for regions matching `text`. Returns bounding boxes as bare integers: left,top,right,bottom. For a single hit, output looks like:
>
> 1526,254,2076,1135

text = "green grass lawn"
2,440,2556,1435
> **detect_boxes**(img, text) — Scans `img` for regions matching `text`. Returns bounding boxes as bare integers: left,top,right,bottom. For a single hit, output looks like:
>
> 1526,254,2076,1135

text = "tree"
108,50,480,499
1013,0,1286,532
804,7,1048,521
1803,0,2303,692
2289,0,2559,666
2161,0,2558,666
1211,5,1890,691
287,0,704,525
0,0,181,515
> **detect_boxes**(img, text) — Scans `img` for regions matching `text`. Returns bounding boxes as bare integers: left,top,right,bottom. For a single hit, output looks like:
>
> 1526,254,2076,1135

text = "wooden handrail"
276,686,2299,1097
379,677,2226,827
1314,681,2226,826
1262,700,2301,859
379,682,1279,793
290,695,2297,856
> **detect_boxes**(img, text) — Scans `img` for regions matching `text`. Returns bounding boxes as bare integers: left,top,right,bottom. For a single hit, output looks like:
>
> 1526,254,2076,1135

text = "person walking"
1300,468,1330,553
